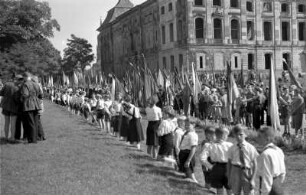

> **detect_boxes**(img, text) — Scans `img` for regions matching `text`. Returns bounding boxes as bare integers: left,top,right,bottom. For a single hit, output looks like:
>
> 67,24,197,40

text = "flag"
111,74,116,101
269,62,281,130
191,62,201,104
283,59,303,90
73,71,78,87
157,69,164,88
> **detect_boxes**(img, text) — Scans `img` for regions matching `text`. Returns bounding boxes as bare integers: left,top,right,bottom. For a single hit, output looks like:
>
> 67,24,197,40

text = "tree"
62,34,94,74
0,0,61,79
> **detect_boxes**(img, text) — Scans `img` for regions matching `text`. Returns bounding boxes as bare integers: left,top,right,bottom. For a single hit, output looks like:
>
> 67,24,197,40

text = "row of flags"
45,56,303,131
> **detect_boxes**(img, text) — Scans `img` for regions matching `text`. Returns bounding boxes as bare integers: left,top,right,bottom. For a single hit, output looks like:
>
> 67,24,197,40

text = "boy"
179,121,198,183
199,126,216,190
173,115,186,170
227,125,258,195
200,127,233,195
256,126,286,195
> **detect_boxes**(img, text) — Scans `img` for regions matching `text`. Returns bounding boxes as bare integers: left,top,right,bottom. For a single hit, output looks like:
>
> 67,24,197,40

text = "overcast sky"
47,0,146,60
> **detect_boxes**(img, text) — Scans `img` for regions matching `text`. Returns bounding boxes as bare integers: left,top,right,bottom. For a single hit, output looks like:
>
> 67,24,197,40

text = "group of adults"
0,72,45,143
172,80,305,138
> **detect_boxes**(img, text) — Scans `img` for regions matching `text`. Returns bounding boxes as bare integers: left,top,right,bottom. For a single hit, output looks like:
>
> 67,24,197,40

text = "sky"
47,0,146,60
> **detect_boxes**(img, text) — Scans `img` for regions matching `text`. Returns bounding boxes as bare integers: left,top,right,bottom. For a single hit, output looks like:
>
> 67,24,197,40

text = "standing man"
0,74,22,141
290,87,305,138
21,72,42,143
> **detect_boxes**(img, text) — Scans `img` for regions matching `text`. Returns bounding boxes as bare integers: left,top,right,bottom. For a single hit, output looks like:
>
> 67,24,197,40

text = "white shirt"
126,104,141,119
145,105,162,121
200,140,233,169
96,99,105,110
256,143,286,195
157,119,177,136
228,140,259,169
180,131,198,150
174,127,185,154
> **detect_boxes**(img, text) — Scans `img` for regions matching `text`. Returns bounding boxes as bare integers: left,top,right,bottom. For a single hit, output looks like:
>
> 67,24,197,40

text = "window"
169,3,173,11
263,21,272,41
248,53,254,69
177,20,183,41
195,18,204,38
163,57,167,69
214,18,222,39
171,55,175,71
234,56,238,68
281,3,289,13
298,4,306,13
264,54,272,69
194,0,203,6
231,19,239,41
200,56,204,69
281,21,290,41
230,0,239,8
179,54,183,71
263,2,272,12
246,1,253,12
161,6,165,14
162,25,166,44
170,23,174,42
247,21,254,40
283,53,290,70
213,0,221,6
299,22,305,41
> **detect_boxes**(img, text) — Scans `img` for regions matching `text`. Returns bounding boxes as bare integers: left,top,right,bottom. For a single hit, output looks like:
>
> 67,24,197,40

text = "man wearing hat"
290,87,305,138
20,72,42,143
0,74,22,141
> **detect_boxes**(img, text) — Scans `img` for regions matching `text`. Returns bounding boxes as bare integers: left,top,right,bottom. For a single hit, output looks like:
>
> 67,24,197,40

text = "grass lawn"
0,101,305,195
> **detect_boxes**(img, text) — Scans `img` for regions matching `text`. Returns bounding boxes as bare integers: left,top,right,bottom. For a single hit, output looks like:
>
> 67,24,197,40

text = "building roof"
98,0,134,31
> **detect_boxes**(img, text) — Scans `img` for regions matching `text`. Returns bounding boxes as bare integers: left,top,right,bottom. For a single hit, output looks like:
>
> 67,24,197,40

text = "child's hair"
258,126,276,143
232,124,245,136
215,126,229,140
204,126,215,136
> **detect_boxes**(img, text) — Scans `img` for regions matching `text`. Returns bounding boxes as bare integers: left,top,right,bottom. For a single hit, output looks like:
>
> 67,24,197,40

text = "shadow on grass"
0,138,24,145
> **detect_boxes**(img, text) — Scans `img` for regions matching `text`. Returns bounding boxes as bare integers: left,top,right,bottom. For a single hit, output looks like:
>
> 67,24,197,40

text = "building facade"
97,0,306,78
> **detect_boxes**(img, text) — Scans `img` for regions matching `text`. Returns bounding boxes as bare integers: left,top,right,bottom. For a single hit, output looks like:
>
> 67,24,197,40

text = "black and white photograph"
1,0,306,194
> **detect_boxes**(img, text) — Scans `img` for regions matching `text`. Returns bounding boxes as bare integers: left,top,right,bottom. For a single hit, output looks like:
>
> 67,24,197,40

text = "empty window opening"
298,22,305,41
248,53,254,70
265,54,272,69
282,21,290,41
214,18,222,39
247,21,254,40
263,21,272,41
195,18,204,38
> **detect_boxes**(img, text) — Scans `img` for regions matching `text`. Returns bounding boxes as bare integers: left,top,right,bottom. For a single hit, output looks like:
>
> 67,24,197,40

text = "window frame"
230,0,239,8
281,21,290,41
231,19,240,41
263,21,273,41
169,3,173,12
246,1,254,12
195,17,204,39
213,0,222,7
263,1,273,13
161,6,165,15
213,18,223,40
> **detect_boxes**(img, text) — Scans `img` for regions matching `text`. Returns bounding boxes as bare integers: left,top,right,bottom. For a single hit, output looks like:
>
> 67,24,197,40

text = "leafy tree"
62,34,94,74
0,0,61,78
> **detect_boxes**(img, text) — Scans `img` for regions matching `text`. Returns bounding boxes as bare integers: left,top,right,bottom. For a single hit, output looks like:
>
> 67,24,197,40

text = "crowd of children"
47,87,286,195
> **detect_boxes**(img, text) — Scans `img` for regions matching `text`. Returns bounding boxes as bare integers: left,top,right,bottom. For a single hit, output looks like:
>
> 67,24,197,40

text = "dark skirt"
158,133,174,156
210,163,230,189
112,115,122,133
146,121,160,146
127,118,144,143
96,109,105,119
120,116,130,138
178,149,196,174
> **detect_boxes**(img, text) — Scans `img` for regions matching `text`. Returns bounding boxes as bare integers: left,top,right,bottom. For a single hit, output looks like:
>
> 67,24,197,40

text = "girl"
96,94,105,132
144,96,162,159
156,106,177,160
123,95,144,150
103,94,113,134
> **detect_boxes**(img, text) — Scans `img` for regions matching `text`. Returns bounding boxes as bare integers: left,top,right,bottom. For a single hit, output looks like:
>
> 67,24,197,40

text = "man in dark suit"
0,74,21,141
290,87,305,138
21,72,42,143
